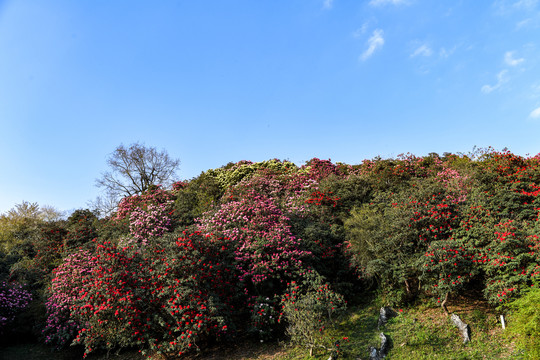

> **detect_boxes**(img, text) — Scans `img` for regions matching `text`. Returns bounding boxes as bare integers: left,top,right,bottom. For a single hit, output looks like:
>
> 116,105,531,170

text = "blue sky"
1,0,540,214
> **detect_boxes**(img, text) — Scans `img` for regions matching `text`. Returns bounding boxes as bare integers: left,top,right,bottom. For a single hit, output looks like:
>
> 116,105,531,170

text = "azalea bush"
197,194,311,298
128,201,173,246
113,186,174,221
43,249,98,349
70,231,237,358
0,281,32,334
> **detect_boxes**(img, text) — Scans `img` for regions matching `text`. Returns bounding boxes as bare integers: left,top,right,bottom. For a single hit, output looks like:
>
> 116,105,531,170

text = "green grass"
273,296,519,360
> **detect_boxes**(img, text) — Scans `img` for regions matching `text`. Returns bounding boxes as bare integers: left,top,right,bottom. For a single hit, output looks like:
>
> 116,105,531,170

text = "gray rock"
450,313,471,344
378,307,398,329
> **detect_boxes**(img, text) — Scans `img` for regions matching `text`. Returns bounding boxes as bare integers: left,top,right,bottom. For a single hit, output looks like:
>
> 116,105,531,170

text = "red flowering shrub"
71,231,236,357
446,205,540,305
421,151,540,306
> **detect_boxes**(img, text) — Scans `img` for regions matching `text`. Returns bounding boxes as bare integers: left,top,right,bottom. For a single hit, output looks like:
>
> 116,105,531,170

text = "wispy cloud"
410,44,432,57
504,51,525,66
513,0,538,10
530,106,540,118
323,0,334,9
481,70,508,93
494,0,538,14
516,18,532,29
360,29,385,61
531,83,540,96
353,22,370,38
439,46,457,58
369,0,408,5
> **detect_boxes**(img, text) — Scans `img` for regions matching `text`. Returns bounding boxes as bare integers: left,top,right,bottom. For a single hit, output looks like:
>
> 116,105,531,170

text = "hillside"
1,150,539,359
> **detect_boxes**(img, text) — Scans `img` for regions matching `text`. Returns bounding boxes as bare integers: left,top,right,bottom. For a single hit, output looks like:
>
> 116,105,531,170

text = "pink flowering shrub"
435,167,471,204
105,186,174,246
42,250,98,349
113,186,174,221
197,194,313,339
128,201,173,246
197,195,311,292
0,281,32,333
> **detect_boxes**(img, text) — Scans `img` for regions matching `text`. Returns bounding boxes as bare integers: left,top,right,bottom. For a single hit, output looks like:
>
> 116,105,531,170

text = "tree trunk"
441,292,449,315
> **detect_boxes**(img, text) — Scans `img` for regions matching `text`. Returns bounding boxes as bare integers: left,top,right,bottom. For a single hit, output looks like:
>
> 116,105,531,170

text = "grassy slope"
278,295,518,360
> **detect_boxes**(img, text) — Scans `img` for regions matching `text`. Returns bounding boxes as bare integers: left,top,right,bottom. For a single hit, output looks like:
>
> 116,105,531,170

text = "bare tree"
88,193,120,218
95,142,180,202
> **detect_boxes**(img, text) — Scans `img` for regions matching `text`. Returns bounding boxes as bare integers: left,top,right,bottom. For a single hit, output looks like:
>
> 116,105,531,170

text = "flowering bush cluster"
114,186,174,221
348,150,540,307
3,151,540,356
0,281,32,333
197,195,310,293
128,201,173,246
43,250,97,349
58,231,237,357
196,194,314,341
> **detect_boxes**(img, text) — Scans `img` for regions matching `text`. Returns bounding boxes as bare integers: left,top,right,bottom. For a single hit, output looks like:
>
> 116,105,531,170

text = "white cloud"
323,0,334,9
531,83,540,95
369,0,408,5
439,46,457,58
481,70,508,93
410,44,433,57
504,51,525,66
516,18,532,28
514,0,538,10
530,106,540,118
353,22,370,38
360,29,385,61
494,0,538,15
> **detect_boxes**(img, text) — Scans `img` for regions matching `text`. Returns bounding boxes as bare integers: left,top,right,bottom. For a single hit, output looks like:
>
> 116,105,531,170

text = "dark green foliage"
346,176,460,303
64,209,99,252
174,172,223,227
